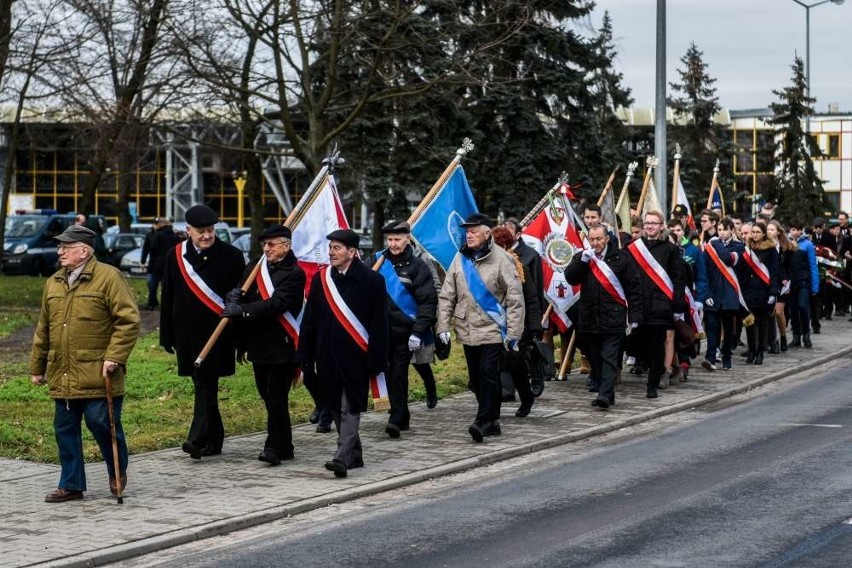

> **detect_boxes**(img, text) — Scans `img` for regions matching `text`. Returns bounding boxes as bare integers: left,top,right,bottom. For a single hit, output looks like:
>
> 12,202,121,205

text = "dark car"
3,212,107,276
102,233,146,268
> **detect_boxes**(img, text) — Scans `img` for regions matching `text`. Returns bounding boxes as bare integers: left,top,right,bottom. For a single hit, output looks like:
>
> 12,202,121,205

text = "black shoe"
316,423,332,433
324,460,347,478
753,351,764,365
468,422,485,443
515,402,532,417
646,388,658,399
530,379,544,398
201,446,222,457
741,350,752,359
746,351,756,364
594,396,610,410
789,336,801,347
770,341,780,354
308,408,320,424
181,441,202,460
258,449,282,466
483,421,502,437
803,334,813,348
426,395,438,409
780,336,788,352
385,423,401,438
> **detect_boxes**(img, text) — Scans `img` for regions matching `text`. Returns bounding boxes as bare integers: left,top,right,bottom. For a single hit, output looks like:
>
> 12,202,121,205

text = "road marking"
778,423,843,428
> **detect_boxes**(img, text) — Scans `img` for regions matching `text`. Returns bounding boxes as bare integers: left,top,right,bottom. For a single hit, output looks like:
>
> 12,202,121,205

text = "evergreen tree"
667,42,731,210
766,57,829,222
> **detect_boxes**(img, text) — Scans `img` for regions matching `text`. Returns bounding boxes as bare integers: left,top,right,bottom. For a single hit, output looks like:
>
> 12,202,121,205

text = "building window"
734,130,754,173
826,134,840,159
756,131,775,173
825,191,840,210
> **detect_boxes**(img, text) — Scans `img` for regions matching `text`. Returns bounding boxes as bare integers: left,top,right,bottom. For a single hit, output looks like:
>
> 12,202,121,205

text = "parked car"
102,233,145,268
231,234,251,263
119,247,146,277
105,223,154,236
3,212,107,276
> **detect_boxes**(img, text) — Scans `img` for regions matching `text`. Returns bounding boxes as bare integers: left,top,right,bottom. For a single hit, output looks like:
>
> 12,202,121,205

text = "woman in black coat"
741,222,781,365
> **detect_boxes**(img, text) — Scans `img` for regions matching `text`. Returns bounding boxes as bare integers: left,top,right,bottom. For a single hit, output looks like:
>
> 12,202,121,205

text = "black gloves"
225,288,244,304
220,302,243,319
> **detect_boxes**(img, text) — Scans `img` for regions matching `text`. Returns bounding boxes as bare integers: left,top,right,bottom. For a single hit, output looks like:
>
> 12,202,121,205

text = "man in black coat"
376,221,438,439
223,224,306,465
160,205,246,459
626,210,687,399
141,218,180,310
566,225,638,408
297,229,388,478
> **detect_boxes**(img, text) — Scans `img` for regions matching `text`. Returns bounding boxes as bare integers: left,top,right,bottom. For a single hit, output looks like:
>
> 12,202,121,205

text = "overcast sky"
587,0,852,113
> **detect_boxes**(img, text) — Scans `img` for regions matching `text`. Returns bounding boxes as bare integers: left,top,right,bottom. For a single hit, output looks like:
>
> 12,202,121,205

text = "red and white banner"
672,173,696,231
257,256,303,347
684,288,704,335
522,200,586,332
291,175,351,294
175,240,224,315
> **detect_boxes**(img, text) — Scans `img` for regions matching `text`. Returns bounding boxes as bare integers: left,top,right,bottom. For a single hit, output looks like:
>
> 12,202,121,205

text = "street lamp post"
791,0,845,131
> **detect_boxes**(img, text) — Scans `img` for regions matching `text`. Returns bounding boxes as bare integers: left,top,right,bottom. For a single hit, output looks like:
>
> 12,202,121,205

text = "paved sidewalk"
4,320,852,567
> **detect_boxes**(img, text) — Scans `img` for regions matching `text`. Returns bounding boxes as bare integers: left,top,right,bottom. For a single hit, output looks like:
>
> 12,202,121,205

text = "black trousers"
413,363,436,399
632,325,667,390
189,370,224,451
705,309,737,365
504,343,533,407
387,335,412,428
584,332,623,403
253,362,295,457
463,343,503,423
747,308,771,354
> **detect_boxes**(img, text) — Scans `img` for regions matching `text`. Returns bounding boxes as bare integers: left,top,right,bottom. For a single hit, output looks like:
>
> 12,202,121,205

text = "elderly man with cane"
30,225,140,503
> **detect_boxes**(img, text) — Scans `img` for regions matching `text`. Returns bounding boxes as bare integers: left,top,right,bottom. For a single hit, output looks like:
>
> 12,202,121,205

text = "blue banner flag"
707,178,726,217
411,166,478,270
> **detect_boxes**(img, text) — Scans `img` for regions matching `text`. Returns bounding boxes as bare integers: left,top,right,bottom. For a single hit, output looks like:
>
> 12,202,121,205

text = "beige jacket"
30,256,141,399
437,242,525,345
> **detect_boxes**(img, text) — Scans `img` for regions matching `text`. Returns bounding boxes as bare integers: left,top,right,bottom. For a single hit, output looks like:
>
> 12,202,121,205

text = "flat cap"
459,212,492,228
812,216,826,227
671,204,689,217
54,225,95,248
259,224,292,241
326,228,360,248
381,220,411,235
185,205,219,227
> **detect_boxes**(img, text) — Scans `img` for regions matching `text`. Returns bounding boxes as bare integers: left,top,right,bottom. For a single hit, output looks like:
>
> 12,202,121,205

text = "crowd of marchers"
27,202,852,502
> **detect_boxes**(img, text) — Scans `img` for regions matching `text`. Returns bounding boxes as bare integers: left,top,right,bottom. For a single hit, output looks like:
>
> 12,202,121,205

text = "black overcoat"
236,250,306,365
297,259,388,413
160,238,246,376
380,245,438,339
741,238,781,310
627,237,687,326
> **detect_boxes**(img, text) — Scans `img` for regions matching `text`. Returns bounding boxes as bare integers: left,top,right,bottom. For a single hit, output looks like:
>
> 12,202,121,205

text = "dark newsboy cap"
326,228,360,248
671,204,689,217
381,220,411,235
54,225,96,248
460,212,492,228
259,224,292,241
812,216,826,227
185,205,219,227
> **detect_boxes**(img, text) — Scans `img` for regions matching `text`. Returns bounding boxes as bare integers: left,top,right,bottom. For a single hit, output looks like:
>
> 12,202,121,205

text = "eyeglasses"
57,244,86,251
643,222,662,226
261,240,290,248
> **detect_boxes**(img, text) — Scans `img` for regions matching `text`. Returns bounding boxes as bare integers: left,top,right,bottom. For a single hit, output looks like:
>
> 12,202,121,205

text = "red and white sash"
628,239,674,300
175,241,224,315
743,248,771,286
703,242,749,311
256,256,303,348
319,266,387,400
589,256,627,306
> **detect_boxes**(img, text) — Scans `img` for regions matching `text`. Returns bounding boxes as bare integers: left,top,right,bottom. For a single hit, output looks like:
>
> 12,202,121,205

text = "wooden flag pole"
671,145,682,213
635,156,659,214
596,166,619,207
194,153,342,367
706,159,721,210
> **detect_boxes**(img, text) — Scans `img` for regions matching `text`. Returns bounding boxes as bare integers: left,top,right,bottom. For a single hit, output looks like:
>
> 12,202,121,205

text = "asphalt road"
124,357,852,568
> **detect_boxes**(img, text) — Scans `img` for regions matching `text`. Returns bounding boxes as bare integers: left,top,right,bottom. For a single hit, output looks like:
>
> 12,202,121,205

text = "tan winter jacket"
437,242,525,345
30,256,141,399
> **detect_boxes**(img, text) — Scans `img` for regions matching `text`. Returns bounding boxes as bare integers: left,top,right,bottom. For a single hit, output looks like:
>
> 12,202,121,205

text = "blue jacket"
794,235,819,295
696,237,745,311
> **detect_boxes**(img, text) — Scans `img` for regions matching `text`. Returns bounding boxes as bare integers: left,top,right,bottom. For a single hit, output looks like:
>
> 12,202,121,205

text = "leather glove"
674,312,685,322
767,295,776,305
705,298,714,308
503,337,519,351
226,287,244,304
438,331,451,344
580,249,595,263
407,334,422,351
162,344,175,354
220,302,243,319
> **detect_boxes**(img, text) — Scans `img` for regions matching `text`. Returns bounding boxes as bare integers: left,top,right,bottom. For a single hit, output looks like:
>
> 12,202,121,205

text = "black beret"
381,220,411,235
671,204,689,217
326,228,360,248
459,212,492,228
185,205,219,227
54,225,96,248
259,224,292,241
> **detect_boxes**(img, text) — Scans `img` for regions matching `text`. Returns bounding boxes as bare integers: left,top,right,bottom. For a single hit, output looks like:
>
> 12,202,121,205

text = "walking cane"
104,367,123,504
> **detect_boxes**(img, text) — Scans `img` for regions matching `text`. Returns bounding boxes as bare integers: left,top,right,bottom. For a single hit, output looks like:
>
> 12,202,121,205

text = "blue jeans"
54,397,127,491
789,287,811,336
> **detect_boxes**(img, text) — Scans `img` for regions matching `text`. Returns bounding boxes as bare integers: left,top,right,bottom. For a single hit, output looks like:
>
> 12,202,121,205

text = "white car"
120,247,146,277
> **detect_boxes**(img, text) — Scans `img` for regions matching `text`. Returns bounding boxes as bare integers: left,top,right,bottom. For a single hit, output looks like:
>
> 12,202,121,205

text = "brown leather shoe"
45,488,84,503
109,473,127,496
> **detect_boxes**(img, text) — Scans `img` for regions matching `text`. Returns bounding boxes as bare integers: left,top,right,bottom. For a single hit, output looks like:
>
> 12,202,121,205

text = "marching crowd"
28,200,852,502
